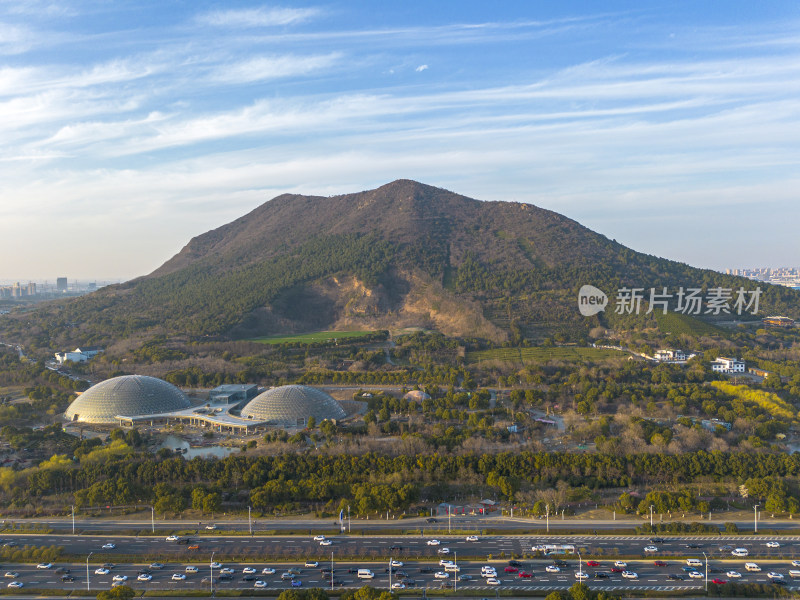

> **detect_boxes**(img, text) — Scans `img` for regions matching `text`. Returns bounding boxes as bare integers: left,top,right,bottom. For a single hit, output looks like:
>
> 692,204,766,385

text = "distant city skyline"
0,1,799,280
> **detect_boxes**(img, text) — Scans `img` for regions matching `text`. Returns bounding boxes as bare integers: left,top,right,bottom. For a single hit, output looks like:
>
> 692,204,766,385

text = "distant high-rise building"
56,277,68,292
11,282,20,298
27,282,36,296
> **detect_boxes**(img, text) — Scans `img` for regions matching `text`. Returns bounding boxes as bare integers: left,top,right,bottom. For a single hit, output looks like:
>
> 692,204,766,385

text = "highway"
0,533,799,593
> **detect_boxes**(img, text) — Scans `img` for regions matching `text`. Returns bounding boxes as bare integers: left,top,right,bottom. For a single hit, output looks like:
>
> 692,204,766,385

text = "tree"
96,585,135,600
202,492,221,514
569,583,591,600
307,416,316,430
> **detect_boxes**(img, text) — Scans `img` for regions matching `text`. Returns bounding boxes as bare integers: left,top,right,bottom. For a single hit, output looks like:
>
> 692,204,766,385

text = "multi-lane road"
1,532,800,593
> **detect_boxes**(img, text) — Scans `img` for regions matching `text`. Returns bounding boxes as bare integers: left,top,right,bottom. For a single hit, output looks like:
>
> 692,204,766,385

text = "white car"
768,572,784,579
36,563,53,569
7,582,22,589
439,559,454,567
313,535,326,541
102,543,116,549
210,562,222,569
434,571,449,579
643,546,658,552
185,566,198,574
622,571,638,579
137,574,152,581
391,560,403,568
262,568,276,575
792,560,800,567
427,539,440,546
481,571,497,578
3,573,19,579
95,568,110,575
466,535,479,542
112,575,128,582
766,541,780,548
243,567,256,574
688,570,703,579
614,561,627,568
149,563,164,570
732,548,749,557
391,582,406,589
575,572,588,580
486,578,501,586
726,571,741,578
172,573,186,581
545,565,560,573
437,547,450,554
220,568,235,575
320,539,332,546
254,580,267,588
789,570,800,578
305,561,318,568
205,524,217,530
166,535,179,541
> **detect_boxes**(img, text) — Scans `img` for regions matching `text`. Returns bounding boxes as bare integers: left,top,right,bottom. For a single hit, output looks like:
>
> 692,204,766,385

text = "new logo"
578,285,607,316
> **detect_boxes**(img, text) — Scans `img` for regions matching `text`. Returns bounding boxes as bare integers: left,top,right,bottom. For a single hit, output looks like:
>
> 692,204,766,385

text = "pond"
158,434,240,459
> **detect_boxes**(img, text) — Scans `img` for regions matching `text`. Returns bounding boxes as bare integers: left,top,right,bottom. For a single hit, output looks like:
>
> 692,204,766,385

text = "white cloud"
208,52,341,84
415,64,428,72
195,6,320,28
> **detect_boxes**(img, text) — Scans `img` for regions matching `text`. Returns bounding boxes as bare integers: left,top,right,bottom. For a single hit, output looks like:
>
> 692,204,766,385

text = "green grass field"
248,330,376,345
465,346,625,364
654,311,726,336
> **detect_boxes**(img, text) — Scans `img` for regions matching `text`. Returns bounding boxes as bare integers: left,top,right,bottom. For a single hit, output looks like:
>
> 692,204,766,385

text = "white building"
711,357,745,373
55,346,104,365
654,349,688,362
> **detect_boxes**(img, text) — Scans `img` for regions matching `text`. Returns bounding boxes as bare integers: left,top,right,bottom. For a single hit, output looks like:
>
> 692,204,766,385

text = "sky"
1,0,799,281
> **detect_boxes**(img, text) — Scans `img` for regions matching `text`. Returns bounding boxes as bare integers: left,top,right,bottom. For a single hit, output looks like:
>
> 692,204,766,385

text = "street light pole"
546,504,549,534
330,551,334,591
454,551,457,593
754,504,760,534
348,505,351,533
650,505,654,529
86,551,93,592
151,506,155,533
72,505,75,535
210,551,215,596
702,551,708,592
388,556,392,590
248,506,252,535
448,505,451,533
578,550,583,581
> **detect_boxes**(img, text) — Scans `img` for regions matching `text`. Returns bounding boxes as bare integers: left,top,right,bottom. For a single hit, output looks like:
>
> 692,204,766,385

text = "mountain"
7,180,798,346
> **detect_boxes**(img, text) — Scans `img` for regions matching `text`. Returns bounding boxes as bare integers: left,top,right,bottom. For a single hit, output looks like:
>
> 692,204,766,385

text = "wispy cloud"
195,6,321,28
208,52,341,84
415,64,428,72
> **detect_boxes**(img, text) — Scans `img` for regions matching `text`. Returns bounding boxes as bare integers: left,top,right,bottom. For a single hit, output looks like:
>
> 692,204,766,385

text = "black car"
419,567,433,574
404,579,416,586
55,567,70,574
650,537,665,544
320,568,334,575
61,575,75,582
773,579,787,586
508,560,523,567
176,538,189,545
426,518,438,523
390,545,403,551
668,574,684,581
708,567,722,573
137,569,151,576
593,572,608,579
218,574,233,582
394,571,408,579
553,560,568,567
331,579,345,587
686,543,702,549
242,575,255,581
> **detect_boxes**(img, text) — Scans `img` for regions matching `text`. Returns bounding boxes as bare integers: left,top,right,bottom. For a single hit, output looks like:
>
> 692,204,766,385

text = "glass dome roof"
240,385,345,428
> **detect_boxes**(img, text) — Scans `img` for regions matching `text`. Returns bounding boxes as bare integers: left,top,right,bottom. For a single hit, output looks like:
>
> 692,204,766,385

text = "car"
185,566,198,574
188,544,200,550
732,548,749,557
218,574,233,582
719,545,733,551
2,542,16,548
243,567,256,574
586,561,600,567
650,537,665,543
486,578,501,585
3,572,18,579
7,582,22,589
313,535,326,541
426,518,438,523
137,569,151,575
149,563,165,570
790,570,800,578
726,571,741,578
653,560,667,567
504,567,518,573
437,547,450,554
281,573,295,580
291,579,303,587
667,574,684,581
593,572,609,579
137,574,152,581
768,572,784,579
112,575,128,582
176,539,189,545
206,524,217,530
391,582,406,590
466,535,479,542
427,539,440,545
686,543,702,549
712,578,727,585
172,573,186,581
166,535,179,541
61,575,75,582
243,574,256,582
793,560,800,568
545,565,560,573
102,563,116,569
210,562,222,569
262,567,276,575
644,545,658,552
434,571,449,579
305,561,318,568
688,570,703,579
575,572,589,580
94,568,109,575
518,571,532,578
320,539,332,546
220,568,235,575
391,560,403,568
767,541,781,548
55,567,69,574
621,571,638,579
37,562,53,569
610,566,623,573
508,560,523,567
614,561,627,568
681,566,696,572
254,580,267,588
102,543,116,549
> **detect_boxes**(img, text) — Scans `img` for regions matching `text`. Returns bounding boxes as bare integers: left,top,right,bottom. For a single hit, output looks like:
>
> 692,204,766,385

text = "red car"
610,567,623,573
504,567,518,573
653,561,667,567
586,561,600,567
518,571,532,578
712,578,726,585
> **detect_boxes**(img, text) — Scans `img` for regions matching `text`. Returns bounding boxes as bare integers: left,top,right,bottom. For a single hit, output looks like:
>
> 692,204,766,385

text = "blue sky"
1,1,799,280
